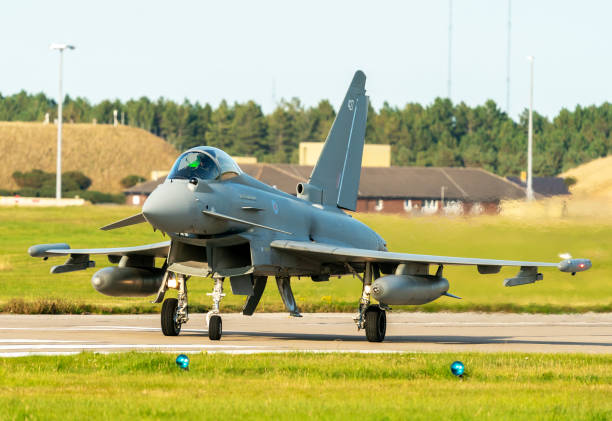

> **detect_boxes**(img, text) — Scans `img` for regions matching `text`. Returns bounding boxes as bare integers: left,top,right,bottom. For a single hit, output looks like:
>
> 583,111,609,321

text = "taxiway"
0,312,610,356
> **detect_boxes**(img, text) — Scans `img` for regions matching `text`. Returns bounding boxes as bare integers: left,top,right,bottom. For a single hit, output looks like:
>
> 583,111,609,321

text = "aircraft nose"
142,182,199,233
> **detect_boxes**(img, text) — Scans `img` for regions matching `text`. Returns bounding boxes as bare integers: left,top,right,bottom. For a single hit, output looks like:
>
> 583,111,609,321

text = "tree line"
1,169,124,204
1,90,611,176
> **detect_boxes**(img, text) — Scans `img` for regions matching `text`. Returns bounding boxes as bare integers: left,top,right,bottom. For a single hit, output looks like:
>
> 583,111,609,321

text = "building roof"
506,176,570,197
124,178,168,195
125,164,535,202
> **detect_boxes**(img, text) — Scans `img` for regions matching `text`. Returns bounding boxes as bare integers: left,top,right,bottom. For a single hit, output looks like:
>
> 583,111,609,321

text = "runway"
0,312,610,356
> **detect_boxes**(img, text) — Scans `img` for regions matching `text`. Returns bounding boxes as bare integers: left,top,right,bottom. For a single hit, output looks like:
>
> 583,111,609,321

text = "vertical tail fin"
307,70,368,211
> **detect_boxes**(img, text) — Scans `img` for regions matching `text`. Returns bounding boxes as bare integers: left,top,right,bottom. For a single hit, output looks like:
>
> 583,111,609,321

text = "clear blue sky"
2,0,610,119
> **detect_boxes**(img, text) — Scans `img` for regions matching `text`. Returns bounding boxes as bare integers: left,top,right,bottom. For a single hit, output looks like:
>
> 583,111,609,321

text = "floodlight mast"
526,56,534,201
49,43,75,201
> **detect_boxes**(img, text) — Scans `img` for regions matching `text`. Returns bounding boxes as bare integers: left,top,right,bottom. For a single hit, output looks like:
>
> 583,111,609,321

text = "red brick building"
124,164,537,215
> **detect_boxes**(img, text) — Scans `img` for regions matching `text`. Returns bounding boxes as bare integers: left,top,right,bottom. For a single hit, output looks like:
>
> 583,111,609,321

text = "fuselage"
144,173,386,249
140,146,386,277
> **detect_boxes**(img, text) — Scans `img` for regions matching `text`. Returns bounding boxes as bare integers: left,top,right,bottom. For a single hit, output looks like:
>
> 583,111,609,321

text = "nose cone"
142,181,200,233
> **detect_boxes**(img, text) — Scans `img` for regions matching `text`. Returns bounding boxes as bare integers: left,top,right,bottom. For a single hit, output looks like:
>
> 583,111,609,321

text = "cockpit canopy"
167,147,242,181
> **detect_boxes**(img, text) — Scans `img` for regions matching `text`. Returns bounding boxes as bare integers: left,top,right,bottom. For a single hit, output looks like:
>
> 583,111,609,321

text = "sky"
2,0,611,119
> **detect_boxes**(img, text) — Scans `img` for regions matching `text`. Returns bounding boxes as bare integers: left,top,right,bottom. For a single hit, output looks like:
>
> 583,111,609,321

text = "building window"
375,199,384,211
443,200,463,215
422,199,438,214
470,202,484,215
403,199,412,211
132,195,140,205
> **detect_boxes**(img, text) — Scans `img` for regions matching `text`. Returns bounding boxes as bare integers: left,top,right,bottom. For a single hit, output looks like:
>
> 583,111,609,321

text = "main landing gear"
349,262,387,342
156,267,388,343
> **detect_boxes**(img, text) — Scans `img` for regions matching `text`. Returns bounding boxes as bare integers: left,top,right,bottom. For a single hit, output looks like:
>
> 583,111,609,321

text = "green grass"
0,206,611,313
0,352,610,420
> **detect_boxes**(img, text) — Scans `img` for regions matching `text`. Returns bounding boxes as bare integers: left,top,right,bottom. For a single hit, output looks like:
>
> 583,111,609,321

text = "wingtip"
28,243,70,258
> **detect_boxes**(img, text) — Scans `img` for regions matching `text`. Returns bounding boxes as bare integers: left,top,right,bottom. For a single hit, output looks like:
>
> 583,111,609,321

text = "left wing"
270,240,591,278
29,241,171,274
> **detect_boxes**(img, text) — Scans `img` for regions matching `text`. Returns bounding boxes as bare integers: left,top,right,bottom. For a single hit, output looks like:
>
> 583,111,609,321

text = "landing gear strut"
349,262,387,342
206,276,225,340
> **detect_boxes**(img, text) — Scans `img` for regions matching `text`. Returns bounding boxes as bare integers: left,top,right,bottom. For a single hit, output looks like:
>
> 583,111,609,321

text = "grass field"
0,352,609,420
0,206,610,314
0,122,177,193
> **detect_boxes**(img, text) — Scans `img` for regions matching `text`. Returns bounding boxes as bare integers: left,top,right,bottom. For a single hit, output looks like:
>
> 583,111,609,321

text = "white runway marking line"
75,326,209,333
0,344,270,351
1,352,82,358
77,326,161,330
0,339,94,343
0,349,425,358
0,326,207,332
386,322,612,326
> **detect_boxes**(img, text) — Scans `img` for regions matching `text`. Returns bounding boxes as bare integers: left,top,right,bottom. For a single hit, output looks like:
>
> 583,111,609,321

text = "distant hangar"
124,164,562,215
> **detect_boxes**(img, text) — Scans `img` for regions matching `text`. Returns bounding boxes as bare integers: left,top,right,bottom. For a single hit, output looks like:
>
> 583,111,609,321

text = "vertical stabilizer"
308,71,368,211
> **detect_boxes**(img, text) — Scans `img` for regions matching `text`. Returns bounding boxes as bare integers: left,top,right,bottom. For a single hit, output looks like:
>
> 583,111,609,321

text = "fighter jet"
29,71,592,342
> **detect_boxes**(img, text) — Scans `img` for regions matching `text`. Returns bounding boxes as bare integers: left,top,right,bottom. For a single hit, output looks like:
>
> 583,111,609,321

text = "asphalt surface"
0,312,610,356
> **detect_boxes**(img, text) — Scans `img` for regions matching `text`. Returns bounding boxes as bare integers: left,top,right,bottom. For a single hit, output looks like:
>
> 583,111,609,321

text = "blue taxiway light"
176,354,190,370
450,361,465,377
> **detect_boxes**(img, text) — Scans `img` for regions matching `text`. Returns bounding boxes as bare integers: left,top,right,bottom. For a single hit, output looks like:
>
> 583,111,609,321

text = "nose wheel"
161,298,181,336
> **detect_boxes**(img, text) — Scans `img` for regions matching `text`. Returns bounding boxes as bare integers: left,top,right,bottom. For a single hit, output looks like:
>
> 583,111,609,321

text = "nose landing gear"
206,276,225,340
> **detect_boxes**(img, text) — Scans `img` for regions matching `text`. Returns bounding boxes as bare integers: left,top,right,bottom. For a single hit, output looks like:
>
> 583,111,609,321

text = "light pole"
49,43,75,201
526,56,534,201
447,0,453,99
506,0,512,113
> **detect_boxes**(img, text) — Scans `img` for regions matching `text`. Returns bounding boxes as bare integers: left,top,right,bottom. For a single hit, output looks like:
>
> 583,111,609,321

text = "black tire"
161,298,181,336
208,315,222,340
365,306,386,342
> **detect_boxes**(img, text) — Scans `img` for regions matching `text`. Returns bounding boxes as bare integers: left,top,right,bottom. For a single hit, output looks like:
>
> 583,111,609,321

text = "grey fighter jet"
29,71,592,342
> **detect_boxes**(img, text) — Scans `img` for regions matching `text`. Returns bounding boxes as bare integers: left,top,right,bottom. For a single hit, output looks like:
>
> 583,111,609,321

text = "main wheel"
161,298,181,336
365,305,386,342
208,315,222,340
